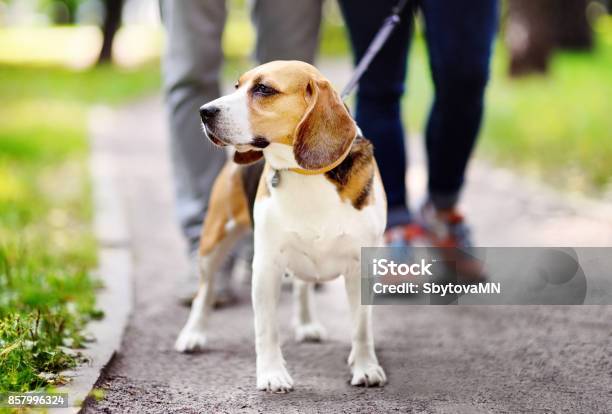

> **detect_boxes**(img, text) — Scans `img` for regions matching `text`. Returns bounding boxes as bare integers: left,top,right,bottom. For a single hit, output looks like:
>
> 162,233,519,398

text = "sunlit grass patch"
0,25,163,69
0,100,85,162
0,26,102,68
0,64,160,104
480,18,612,192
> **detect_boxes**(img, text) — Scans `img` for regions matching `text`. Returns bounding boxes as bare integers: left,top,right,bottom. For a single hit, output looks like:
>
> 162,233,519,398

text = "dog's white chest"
254,170,385,281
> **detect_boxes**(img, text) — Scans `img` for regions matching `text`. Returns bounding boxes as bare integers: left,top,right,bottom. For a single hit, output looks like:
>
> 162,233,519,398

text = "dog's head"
200,60,357,171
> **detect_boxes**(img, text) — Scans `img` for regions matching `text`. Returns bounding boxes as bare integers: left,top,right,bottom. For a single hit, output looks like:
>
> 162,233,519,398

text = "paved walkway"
85,71,612,412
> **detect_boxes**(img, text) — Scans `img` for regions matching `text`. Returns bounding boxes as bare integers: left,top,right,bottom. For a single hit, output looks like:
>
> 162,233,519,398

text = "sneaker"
418,202,486,283
382,222,424,287
384,222,425,247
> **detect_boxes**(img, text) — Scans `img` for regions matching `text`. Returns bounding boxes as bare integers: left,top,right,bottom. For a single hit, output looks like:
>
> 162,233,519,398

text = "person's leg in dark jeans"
416,0,498,279
337,0,414,228
421,0,498,209
339,0,498,255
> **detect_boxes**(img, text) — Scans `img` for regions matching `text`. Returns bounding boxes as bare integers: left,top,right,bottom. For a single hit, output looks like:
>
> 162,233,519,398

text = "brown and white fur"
175,61,387,392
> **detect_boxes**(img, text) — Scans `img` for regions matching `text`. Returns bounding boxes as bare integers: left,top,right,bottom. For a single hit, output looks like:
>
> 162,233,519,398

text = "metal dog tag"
270,169,281,188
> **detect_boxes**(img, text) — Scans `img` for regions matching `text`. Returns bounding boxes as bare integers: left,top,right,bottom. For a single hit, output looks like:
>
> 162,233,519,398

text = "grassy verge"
481,19,612,192
0,63,160,393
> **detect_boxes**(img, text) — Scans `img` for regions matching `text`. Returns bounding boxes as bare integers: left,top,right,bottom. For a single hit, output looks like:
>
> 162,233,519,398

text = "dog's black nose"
200,106,220,123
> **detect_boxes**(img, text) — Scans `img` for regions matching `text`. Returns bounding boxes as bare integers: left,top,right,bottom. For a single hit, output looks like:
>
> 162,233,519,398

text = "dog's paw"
295,322,326,343
350,362,387,387
174,326,207,352
257,366,294,393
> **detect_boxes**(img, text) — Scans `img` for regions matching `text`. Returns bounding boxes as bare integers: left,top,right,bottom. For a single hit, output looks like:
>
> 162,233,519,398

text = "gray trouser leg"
162,0,322,253
251,0,324,64
160,0,228,251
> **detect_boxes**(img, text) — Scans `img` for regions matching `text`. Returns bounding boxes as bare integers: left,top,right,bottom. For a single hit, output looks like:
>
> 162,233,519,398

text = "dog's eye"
234,82,240,89
252,83,278,97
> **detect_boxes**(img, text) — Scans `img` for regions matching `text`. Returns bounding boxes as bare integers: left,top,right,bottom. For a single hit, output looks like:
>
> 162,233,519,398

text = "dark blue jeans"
338,0,498,227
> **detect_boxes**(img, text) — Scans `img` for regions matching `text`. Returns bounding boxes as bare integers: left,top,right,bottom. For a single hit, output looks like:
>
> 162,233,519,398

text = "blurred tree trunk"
506,0,555,76
553,0,593,50
97,0,123,65
506,0,592,77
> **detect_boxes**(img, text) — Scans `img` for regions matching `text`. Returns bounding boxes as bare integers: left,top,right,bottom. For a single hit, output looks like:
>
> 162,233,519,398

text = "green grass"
403,17,612,193
0,64,161,105
481,22,612,191
0,63,160,394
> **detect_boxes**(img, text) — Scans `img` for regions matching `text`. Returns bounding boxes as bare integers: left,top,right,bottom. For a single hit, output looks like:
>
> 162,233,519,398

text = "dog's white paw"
257,365,294,393
350,361,387,387
174,326,207,352
295,322,326,343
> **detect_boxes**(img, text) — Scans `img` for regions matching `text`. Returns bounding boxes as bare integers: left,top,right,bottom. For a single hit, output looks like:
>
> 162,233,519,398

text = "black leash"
340,0,413,100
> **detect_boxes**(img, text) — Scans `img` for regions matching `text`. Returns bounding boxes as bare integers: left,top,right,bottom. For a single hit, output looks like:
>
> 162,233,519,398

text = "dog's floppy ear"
233,150,263,164
293,79,356,171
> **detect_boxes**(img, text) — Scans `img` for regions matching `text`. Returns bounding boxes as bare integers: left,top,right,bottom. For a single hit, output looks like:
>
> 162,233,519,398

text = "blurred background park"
0,0,611,395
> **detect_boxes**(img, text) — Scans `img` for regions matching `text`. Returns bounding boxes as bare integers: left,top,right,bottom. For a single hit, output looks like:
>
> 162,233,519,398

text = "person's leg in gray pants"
160,0,228,253
251,0,323,63
160,0,322,297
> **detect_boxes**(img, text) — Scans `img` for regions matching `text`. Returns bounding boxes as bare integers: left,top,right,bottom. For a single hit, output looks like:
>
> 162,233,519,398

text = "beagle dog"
175,61,387,392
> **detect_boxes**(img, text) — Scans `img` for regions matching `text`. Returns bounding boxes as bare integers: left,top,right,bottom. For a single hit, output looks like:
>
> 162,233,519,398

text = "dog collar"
270,164,337,188
288,165,338,175
270,165,330,188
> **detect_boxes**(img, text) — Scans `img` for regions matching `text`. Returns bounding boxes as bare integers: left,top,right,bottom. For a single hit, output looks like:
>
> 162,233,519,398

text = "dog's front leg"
344,270,387,387
252,255,293,392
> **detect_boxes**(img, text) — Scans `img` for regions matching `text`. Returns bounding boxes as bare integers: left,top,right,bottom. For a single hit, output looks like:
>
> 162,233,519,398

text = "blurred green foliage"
41,0,83,24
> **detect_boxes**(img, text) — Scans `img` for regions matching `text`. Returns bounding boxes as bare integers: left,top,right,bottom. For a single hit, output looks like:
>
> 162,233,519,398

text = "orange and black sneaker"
418,202,486,283
382,222,427,288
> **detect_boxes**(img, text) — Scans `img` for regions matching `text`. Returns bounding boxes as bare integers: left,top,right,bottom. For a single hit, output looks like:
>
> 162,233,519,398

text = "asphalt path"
85,92,612,413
